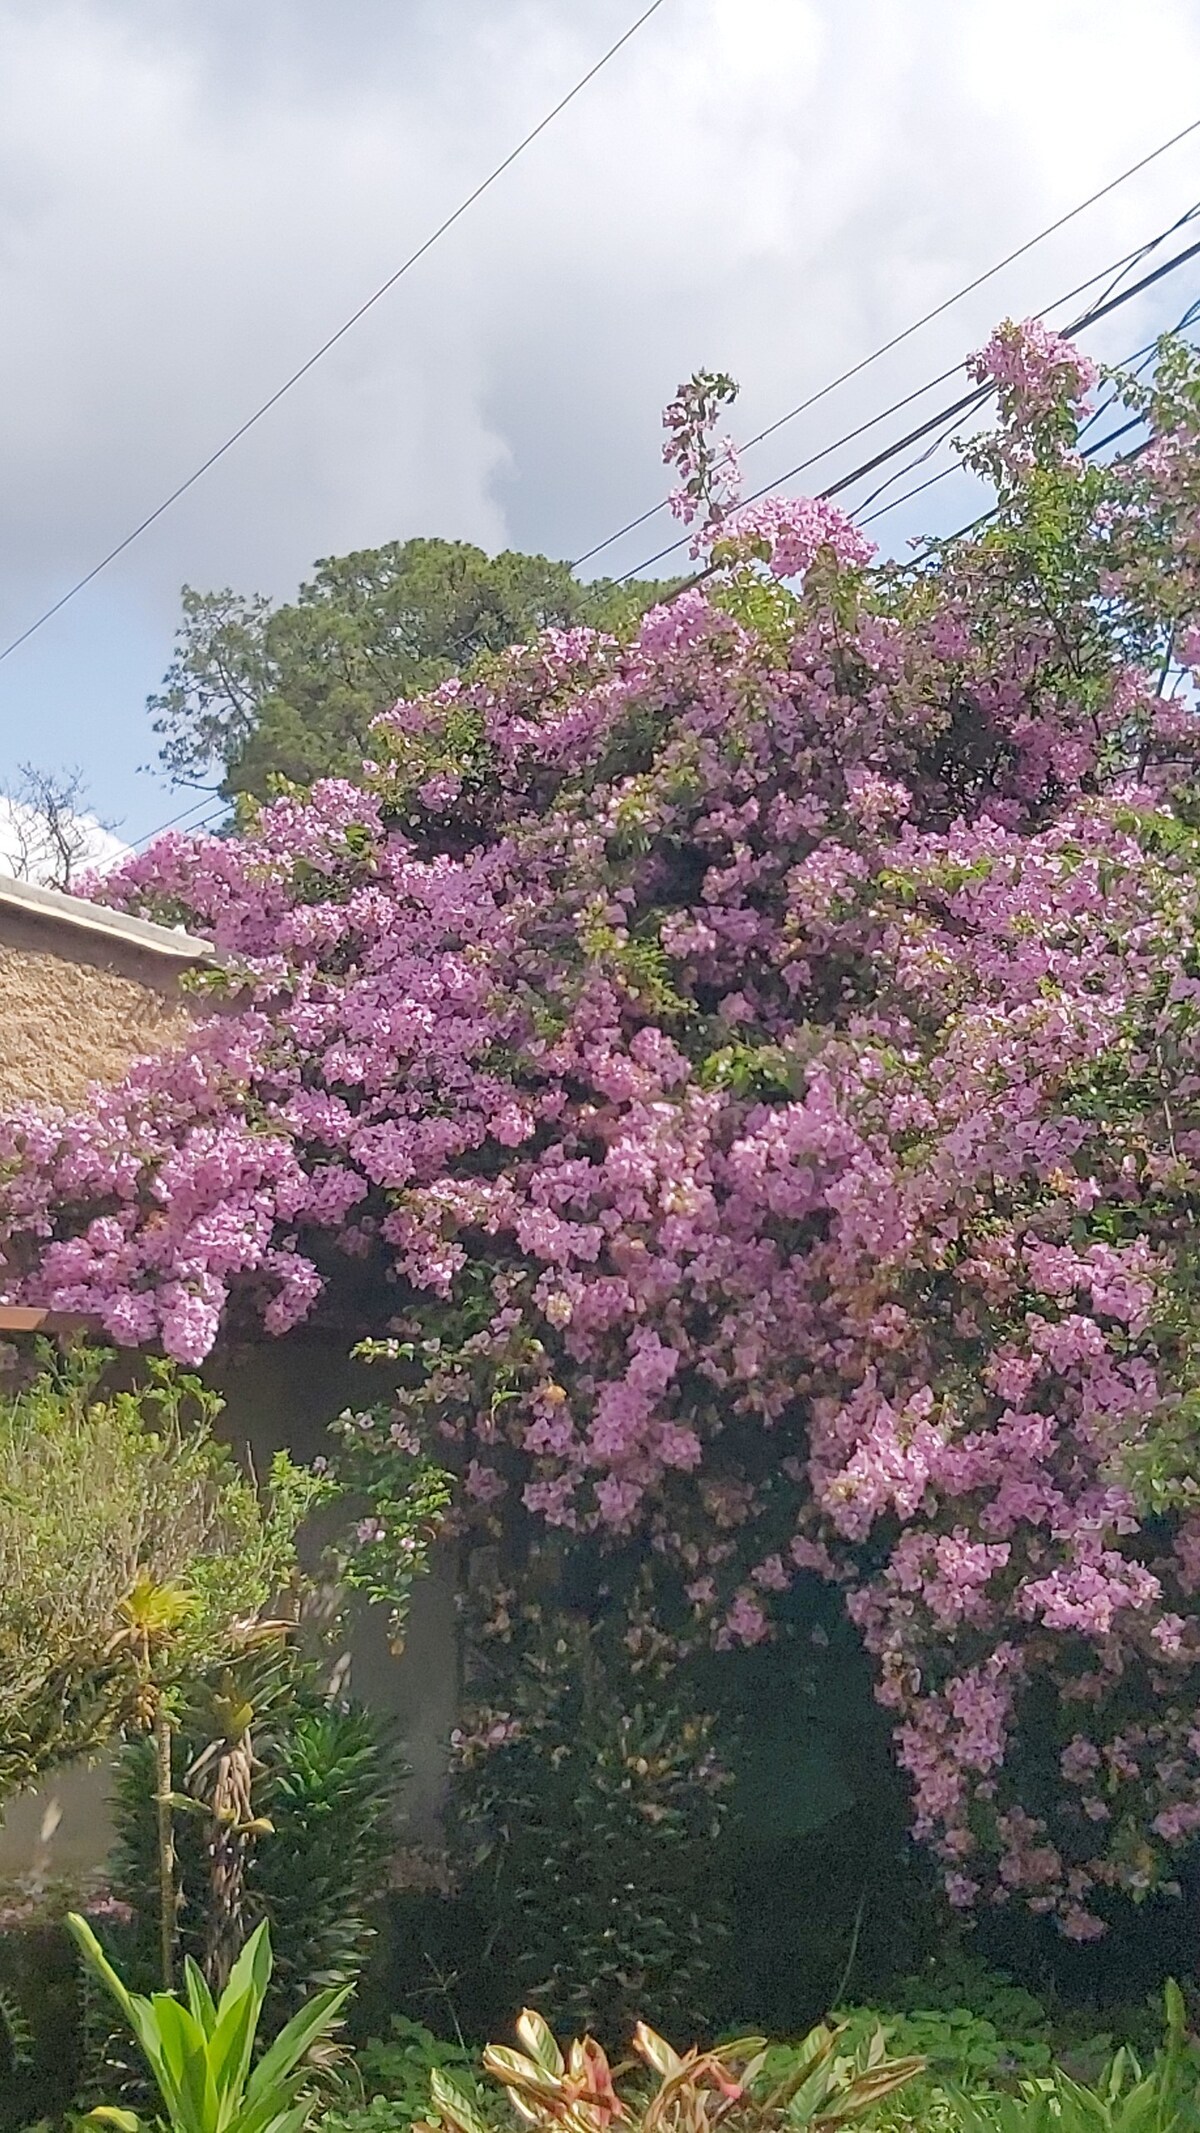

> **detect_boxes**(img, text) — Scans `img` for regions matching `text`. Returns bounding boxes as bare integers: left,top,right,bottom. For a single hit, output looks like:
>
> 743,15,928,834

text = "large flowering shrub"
7,323,1200,1938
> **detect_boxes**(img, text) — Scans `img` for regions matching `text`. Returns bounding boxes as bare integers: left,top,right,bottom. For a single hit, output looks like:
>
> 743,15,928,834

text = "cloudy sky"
1,0,1200,848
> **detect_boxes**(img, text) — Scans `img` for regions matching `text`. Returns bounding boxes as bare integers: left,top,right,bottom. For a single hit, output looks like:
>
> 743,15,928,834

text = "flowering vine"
5,321,1200,1936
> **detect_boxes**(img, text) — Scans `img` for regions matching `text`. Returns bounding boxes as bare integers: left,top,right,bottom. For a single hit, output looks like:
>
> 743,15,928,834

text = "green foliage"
444,1607,731,2044
831,1957,1055,2083
321,2098,472,2133
325,1408,452,1654
149,541,672,800
949,1986,1200,2133
108,1664,397,2029
68,1912,349,2133
0,1916,89,2133
827,2009,1051,2084
0,1347,328,1800
319,2018,497,2133
254,1702,397,2020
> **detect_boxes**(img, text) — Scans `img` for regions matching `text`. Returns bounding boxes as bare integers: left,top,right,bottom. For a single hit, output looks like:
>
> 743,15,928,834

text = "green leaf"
515,2010,564,2078
183,1957,218,2041
66,1913,170,2096
231,2074,307,2133
209,1922,272,2112
243,1983,351,2111
66,1914,138,2027
245,2103,313,2133
149,1994,217,2133
427,2071,494,2133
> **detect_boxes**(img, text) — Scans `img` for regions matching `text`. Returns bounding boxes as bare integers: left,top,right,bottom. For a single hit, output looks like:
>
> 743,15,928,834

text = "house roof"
0,871,214,962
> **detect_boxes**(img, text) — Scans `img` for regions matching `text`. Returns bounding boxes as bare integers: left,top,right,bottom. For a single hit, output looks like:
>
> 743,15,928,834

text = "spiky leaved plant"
108,1653,398,2032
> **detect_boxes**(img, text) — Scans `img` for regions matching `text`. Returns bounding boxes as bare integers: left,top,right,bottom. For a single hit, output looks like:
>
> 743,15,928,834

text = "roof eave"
0,871,214,962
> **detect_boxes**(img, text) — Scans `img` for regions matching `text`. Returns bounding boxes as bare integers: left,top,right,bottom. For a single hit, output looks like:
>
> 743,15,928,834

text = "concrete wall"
209,1333,461,1838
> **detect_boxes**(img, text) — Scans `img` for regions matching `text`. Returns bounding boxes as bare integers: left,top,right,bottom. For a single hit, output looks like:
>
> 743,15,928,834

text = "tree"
0,763,117,891
150,539,673,801
12,319,1200,1941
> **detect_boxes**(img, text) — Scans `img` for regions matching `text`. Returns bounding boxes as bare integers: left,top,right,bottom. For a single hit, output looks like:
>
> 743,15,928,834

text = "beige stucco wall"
209,1334,461,1837
0,941,196,1110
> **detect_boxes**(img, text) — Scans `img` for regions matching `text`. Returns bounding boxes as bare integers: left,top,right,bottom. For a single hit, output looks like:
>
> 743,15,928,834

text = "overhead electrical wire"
130,791,225,844
595,209,1200,579
133,290,1200,858
129,239,1200,855
614,224,1200,583
854,237,1200,522
0,0,672,669
114,112,1200,853
570,112,1200,571
858,291,1200,532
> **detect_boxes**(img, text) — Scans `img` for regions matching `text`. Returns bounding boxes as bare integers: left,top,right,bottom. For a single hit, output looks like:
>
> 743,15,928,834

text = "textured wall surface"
0,943,195,1109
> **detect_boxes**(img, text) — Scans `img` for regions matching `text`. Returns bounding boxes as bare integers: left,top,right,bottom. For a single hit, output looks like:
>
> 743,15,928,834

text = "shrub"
949,1984,1200,2133
16,321,1200,1937
320,2018,499,2133
69,1911,349,2133
444,1606,731,2042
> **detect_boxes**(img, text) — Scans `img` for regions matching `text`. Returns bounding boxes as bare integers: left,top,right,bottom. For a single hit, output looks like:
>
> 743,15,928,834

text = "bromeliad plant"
420,2007,924,2133
66,1911,350,2133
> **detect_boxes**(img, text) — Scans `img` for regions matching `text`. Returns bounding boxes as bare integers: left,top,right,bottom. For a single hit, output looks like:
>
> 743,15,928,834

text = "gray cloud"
0,0,1198,836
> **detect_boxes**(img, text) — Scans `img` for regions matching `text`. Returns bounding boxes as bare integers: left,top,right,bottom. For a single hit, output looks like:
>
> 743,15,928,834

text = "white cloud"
0,0,1198,834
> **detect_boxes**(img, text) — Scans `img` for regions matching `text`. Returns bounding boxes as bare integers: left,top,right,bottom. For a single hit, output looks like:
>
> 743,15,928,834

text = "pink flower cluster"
711,494,876,578
970,317,1100,420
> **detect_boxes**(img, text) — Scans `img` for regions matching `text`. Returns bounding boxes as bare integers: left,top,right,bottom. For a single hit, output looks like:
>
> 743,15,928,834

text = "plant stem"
154,1704,176,1992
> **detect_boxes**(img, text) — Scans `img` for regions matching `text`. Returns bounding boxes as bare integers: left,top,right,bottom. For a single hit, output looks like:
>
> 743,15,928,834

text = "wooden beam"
0,1307,102,1333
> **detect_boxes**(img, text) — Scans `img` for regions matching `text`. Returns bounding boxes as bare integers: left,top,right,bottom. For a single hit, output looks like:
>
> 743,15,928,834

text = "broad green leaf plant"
67,1912,349,2133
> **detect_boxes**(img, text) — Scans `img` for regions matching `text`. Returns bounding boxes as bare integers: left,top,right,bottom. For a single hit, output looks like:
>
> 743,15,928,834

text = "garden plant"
0,1348,327,1992
68,1912,348,2133
7,313,1200,1965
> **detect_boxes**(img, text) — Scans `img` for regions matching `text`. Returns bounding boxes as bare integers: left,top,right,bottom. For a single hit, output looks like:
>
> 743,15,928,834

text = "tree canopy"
150,537,673,801
9,319,1200,1941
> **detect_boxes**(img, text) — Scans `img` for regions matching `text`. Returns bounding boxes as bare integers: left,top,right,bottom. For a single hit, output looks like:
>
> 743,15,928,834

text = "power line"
853,225,1200,520
130,791,222,846
128,131,1200,852
582,207,1198,574
131,254,1200,856
132,796,228,850
570,111,1200,570
134,300,1200,861
616,225,1200,582
858,290,1200,531
0,0,672,670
